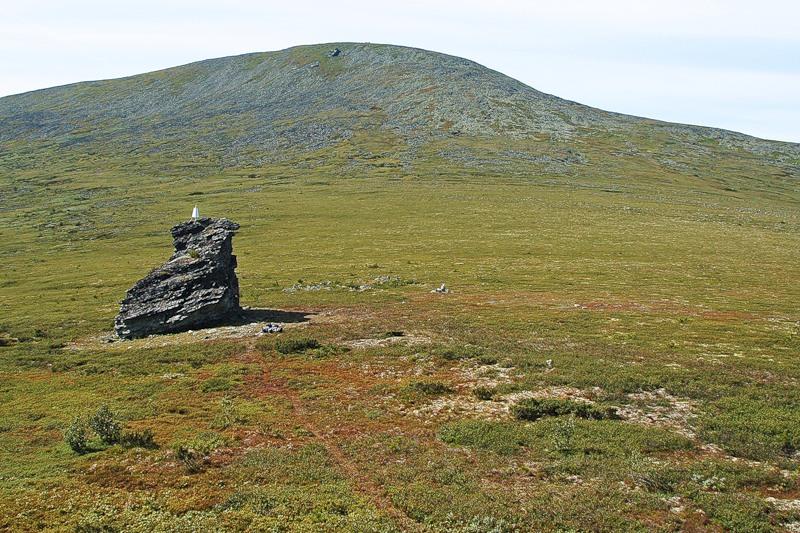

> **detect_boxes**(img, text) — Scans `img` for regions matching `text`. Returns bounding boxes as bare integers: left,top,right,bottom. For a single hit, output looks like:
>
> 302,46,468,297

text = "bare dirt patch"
409,371,697,440
617,388,698,438
66,308,315,350
409,385,598,421
343,334,431,349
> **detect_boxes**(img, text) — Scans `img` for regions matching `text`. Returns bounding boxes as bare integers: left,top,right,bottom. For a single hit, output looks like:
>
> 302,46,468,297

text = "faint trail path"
240,340,422,532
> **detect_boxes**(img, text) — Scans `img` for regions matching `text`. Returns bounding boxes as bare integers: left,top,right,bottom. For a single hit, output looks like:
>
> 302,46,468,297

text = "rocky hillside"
0,42,798,199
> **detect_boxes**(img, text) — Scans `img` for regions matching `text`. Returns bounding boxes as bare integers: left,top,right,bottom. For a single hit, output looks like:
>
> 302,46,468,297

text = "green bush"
64,416,91,454
66,406,157,453
512,398,618,422
88,405,122,444
551,415,576,454
275,337,320,354
440,513,521,533
692,491,775,532
120,428,157,449
218,490,276,515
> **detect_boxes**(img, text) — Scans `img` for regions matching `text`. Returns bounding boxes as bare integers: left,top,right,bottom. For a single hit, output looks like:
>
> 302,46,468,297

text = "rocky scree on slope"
0,43,595,150
115,218,241,339
2,42,797,172
0,42,798,196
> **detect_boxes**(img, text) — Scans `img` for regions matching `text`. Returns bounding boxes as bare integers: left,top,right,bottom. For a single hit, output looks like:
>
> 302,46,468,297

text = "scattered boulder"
0,334,19,347
432,283,449,294
261,323,283,334
329,48,341,57
115,218,241,339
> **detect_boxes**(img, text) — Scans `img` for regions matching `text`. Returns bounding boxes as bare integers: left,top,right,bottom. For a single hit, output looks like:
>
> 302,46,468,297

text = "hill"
1,43,799,531
1,43,798,192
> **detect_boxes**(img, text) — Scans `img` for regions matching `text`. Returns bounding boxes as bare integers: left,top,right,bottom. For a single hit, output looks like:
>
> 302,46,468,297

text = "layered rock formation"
115,218,241,339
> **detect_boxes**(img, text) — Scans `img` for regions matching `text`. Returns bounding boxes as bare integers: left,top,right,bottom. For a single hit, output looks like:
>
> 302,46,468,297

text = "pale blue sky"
3,0,799,142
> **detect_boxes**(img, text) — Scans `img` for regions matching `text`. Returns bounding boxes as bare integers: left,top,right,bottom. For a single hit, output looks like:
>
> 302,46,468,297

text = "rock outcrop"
115,218,241,339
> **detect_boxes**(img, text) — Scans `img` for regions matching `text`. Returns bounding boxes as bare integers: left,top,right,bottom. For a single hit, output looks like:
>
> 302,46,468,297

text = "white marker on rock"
192,205,199,220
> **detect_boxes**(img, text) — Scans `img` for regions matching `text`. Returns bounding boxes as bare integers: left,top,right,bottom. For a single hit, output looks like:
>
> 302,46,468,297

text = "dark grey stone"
115,217,241,339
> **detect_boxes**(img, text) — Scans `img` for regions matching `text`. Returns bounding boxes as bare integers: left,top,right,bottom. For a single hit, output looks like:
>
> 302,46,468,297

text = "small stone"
432,283,449,294
261,323,283,334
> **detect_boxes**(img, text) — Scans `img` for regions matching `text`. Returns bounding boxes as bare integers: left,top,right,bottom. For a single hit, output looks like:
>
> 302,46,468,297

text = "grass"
1,71,799,528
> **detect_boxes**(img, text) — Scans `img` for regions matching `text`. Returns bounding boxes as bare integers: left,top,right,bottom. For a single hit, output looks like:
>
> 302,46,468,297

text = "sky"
2,0,799,142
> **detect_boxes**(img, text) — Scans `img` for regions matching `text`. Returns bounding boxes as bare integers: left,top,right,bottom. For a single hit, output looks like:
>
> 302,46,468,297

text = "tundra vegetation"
1,43,799,531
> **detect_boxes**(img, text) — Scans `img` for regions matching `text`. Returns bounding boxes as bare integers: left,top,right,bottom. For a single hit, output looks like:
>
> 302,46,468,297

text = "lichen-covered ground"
2,165,799,531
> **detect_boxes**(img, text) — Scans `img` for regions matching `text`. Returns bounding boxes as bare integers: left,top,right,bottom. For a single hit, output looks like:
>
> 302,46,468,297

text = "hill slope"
0,42,798,198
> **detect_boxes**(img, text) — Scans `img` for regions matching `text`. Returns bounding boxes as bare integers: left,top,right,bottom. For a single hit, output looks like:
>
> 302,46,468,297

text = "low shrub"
636,469,679,494
313,343,349,358
698,396,800,461
275,337,320,354
65,405,158,453
440,513,521,533
120,428,157,449
88,405,122,444
64,416,91,454
218,490,275,515
551,415,576,454
512,398,619,421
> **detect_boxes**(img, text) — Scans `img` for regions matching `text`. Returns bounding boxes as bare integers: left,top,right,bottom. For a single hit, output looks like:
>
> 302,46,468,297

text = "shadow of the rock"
229,307,314,325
